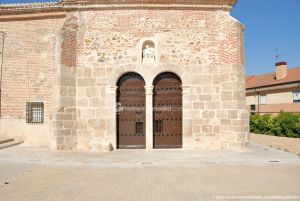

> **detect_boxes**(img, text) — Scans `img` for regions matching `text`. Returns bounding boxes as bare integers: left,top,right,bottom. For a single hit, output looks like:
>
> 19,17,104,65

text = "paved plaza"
0,143,300,201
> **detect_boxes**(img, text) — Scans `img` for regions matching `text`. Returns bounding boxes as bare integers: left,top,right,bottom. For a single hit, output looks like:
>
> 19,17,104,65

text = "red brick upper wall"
62,0,237,6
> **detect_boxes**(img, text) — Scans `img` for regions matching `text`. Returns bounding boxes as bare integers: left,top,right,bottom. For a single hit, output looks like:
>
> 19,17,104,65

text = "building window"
250,104,256,111
293,91,300,102
26,102,44,123
259,94,267,105
135,122,143,134
154,120,163,133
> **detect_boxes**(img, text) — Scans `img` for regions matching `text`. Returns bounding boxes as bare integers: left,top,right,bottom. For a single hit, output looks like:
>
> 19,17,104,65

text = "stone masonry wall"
49,13,78,150
0,15,65,146
0,6,248,151
74,9,248,151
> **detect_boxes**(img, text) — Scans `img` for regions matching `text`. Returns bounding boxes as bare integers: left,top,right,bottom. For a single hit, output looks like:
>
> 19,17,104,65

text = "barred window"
135,122,143,134
135,122,144,134
155,120,163,133
26,102,44,123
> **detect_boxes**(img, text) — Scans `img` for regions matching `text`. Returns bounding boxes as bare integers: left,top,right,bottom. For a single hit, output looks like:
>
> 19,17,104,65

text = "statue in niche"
142,43,155,62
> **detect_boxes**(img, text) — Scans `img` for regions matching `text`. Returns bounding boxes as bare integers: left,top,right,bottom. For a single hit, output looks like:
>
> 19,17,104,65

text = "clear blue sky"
0,0,299,75
232,0,300,75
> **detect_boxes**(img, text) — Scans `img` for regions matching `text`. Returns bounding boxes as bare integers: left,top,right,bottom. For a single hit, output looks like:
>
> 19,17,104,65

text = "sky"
231,0,300,75
0,0,299,75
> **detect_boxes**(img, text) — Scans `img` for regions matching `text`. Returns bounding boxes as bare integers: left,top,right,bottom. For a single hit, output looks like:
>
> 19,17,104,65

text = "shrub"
250,112,300,138
272,112,300,138
250,114,272,135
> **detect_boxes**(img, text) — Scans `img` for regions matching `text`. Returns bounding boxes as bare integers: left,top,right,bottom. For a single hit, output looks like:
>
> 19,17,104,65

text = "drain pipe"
256,90,260,115
0,31,5,117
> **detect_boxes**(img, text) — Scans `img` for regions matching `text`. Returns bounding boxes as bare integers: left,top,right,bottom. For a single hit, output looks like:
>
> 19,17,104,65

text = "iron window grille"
26,102,44,124
135,122,143,134
154,120,163,133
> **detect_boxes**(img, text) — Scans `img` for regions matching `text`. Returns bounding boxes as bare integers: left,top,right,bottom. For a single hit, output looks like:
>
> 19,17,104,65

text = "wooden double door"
117,72,182,149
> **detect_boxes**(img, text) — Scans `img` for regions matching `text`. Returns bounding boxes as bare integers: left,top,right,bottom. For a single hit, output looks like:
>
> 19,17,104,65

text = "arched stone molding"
108,64,149,87
108,63,191,91
150,64,191,87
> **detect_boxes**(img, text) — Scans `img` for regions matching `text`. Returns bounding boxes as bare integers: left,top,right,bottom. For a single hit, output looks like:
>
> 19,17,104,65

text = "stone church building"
0,0,249,151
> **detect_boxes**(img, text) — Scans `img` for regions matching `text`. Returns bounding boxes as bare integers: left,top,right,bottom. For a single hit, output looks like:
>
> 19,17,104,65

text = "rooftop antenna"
275,48,282,62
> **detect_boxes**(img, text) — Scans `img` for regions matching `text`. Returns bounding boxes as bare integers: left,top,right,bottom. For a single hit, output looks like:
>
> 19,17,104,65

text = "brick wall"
0,15,64,145
62,0,237,6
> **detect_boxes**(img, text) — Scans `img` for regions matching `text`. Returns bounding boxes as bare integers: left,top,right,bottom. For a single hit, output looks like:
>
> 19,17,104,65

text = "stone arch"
152,70,182,85
142,40,155,49
116,71,146,86
150,64,190,86
108,65,149,86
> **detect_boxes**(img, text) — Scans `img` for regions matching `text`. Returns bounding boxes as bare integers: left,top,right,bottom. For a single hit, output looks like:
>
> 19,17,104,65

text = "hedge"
250,112,300,138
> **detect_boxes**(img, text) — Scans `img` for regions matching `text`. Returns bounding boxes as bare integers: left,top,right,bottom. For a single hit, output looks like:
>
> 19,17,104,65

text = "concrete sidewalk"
0,143,299,168
0,143,299,201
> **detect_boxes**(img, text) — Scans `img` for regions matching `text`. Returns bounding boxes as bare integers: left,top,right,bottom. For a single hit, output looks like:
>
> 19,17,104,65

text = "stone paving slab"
0,165,299,201
0,163,37,187
0,143,299,201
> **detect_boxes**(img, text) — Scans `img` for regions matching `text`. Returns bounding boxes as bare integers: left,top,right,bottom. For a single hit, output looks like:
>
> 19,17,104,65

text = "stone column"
145,85,154,149
181,85,190,149
106,86,118,150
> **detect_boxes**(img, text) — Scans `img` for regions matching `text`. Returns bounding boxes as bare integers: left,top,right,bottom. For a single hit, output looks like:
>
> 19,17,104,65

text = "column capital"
144,85,154,95
181,85,190,94
106,86,118,95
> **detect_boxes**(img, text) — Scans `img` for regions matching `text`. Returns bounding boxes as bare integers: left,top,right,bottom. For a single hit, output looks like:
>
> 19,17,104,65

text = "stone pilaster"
106,86,118,150
50,14,78,150
181,85,191,149
145,85,154,149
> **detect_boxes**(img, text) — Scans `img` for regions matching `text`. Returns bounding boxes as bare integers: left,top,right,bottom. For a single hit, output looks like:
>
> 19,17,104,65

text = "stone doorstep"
0,137,14,144
0,138,24,149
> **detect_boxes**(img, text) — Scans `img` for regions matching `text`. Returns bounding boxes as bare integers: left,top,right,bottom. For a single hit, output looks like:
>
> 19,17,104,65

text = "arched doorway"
153,72,182,148
117,72,146,149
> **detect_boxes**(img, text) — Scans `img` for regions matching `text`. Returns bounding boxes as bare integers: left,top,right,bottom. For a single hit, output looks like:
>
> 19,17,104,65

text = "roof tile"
246,67,300,89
